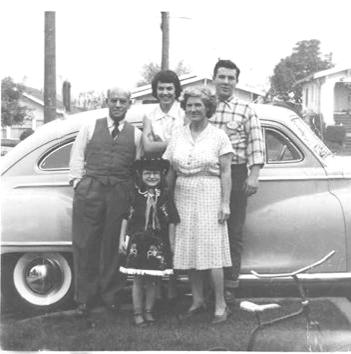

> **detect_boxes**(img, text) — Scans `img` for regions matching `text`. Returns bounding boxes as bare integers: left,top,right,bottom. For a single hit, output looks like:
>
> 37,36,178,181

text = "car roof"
253,103,298,122
1,103,298,173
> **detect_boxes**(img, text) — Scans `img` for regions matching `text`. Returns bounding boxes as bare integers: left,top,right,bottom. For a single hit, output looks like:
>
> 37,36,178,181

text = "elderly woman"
163,87,233,324
142,70,185,157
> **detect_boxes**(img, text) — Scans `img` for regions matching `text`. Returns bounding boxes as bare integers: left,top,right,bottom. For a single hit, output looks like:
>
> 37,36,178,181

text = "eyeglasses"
108,98,129,105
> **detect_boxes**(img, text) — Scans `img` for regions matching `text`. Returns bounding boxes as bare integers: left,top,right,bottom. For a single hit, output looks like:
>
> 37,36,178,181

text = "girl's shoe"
133,313,147,327
144,309,156,323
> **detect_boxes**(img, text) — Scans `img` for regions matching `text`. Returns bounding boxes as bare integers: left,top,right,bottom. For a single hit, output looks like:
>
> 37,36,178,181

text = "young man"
210,60,265,302
69,87,142,315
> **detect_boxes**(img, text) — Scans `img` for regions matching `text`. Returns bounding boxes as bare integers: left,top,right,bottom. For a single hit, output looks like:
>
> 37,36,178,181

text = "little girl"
119,157,179,327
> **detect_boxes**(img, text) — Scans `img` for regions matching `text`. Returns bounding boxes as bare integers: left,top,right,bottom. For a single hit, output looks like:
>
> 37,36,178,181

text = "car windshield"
291,118,332,159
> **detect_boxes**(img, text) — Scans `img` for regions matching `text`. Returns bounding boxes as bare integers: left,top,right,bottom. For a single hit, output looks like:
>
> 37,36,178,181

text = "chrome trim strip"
259,175,347,181
177,272,351,282
2,241,72,246
13,182,70,188
239,273,351,281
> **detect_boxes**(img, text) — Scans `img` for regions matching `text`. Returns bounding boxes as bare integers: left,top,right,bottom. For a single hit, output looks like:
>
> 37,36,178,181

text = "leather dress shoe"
212,307,231,324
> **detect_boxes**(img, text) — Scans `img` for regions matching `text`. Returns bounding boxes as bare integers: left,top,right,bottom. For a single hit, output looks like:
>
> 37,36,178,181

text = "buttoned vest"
85,118,136,185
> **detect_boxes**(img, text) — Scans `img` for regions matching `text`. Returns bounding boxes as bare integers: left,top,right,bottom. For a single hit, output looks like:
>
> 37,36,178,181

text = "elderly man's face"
107,89,131,121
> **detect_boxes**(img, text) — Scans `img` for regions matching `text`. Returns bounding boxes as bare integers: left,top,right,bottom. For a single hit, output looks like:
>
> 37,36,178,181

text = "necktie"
111,121,119,139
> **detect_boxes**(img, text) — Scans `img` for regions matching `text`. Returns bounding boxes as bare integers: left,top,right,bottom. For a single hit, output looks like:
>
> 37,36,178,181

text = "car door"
241,120,347,274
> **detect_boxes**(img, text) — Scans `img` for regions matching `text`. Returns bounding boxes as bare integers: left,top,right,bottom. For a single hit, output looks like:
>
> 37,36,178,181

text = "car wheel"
12,253,73,311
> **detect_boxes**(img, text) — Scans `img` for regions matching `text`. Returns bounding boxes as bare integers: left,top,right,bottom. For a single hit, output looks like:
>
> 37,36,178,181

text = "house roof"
22,86,83,114
22,85,64,111
296,66,351,85
131,73,266,99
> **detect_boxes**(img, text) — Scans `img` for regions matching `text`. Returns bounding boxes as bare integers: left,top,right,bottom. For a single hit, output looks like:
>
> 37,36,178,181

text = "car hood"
324,155,351,178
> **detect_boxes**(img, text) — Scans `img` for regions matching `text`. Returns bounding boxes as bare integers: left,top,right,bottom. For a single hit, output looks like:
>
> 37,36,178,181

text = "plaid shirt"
209,96,265,168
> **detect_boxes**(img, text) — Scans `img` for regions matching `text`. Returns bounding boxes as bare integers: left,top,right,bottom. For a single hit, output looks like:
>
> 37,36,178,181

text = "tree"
1,77,28,126
137,60,190,86
269,39,333,107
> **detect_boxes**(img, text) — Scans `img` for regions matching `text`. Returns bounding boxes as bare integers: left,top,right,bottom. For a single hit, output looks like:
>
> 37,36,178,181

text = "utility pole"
62,81,71,112
161,11,170,70
44,11,56,123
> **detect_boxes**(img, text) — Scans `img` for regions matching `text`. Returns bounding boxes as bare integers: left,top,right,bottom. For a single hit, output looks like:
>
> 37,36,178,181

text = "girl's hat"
133,157,170,174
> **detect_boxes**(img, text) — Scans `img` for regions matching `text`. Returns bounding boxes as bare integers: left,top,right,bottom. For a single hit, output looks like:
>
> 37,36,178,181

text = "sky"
1,0,350,97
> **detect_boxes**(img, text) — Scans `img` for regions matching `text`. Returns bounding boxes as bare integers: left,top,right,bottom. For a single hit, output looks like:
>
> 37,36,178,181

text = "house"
300,66,351,125
299,66,351,153
131,73,266,104
1,86,82,140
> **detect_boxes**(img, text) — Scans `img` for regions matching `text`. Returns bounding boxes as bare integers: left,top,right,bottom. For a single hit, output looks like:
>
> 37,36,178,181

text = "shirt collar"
107,115,125,131
217,95,238,106
154,101,180,121
185,121,211,141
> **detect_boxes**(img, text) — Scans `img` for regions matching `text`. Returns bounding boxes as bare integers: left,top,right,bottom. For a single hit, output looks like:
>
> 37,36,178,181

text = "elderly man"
69,87,142,315
210,60,265,303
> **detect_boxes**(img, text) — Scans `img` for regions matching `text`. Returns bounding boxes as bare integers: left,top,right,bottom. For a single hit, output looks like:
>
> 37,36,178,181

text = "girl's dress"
120,187,179,276
163,123,233,270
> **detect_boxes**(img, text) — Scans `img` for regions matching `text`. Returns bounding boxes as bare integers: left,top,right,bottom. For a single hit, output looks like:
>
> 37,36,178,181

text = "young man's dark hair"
151,70,182,99
213,60,241,81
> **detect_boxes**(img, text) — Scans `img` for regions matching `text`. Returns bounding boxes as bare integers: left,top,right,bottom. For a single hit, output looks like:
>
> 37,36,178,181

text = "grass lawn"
1,297,351,351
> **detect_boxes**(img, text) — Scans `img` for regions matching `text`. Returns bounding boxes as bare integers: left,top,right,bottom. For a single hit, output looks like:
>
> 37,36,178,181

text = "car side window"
39,142,73,170
265,128,302,163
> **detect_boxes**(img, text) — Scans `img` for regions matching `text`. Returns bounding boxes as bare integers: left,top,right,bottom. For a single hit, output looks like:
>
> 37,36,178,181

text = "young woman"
142,70,185,157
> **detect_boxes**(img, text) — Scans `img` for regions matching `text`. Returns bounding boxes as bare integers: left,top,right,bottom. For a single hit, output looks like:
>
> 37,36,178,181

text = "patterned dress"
163,124,233,270
120,187,180,276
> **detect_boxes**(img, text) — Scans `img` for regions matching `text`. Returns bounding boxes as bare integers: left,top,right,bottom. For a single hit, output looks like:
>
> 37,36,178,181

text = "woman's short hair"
151,70,182,99
180,86,217,118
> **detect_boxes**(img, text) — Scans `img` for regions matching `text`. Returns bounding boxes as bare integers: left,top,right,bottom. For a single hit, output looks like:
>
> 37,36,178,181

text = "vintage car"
1,103,351,312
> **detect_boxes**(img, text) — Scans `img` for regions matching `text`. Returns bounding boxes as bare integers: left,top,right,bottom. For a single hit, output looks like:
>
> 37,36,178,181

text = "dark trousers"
72,176,133,306
224,164,248,283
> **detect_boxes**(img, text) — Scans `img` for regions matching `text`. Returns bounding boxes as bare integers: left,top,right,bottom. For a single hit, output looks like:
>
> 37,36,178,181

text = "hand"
72,178,82,189
243,174,259,196
119,243,127,255
153,133,163,142
147,131,162,142
218,204,230,224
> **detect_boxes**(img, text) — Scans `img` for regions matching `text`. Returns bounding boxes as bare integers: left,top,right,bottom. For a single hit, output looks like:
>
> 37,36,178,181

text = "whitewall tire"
13,253,72,309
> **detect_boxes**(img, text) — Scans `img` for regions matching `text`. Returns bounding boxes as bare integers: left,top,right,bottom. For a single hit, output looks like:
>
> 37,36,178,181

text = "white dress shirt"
69,115,142,184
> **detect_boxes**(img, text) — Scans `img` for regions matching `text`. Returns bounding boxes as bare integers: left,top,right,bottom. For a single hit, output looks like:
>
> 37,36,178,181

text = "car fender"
1,183,73,253
328,183,351,271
